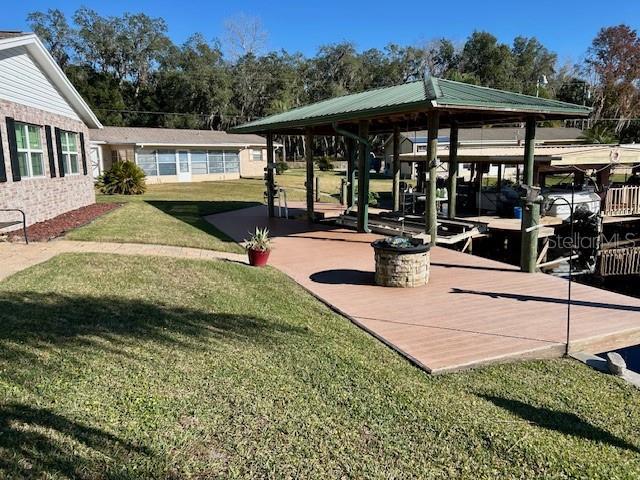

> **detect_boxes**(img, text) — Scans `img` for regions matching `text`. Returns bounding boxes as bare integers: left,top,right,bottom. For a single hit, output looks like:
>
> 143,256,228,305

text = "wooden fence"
599,246,640,276
604,185,640,216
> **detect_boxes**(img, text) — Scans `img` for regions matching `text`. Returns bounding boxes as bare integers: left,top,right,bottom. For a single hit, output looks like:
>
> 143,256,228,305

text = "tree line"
28,9,640,158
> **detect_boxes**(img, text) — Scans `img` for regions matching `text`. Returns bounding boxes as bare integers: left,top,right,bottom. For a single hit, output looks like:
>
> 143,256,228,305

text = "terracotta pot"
248,248,271,267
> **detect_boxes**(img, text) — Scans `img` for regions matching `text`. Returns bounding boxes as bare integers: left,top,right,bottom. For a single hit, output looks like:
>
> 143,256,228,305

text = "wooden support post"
597,165,611,189
496,163,502,194
523,117,536,186
476,164,484,211
315,176,320,202
305,129,314,222
417,162,425,192
447,121,459,219
520,117,539,273
520,201,540,273
392,125,401,212
425,111,439,246
357,120,370,233
266,133,276,217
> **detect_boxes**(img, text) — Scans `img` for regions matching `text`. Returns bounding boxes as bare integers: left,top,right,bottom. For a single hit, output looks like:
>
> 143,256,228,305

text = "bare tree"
223,13,268,60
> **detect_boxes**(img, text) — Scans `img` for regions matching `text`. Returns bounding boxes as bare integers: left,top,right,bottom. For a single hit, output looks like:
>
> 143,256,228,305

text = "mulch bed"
7,203,122,243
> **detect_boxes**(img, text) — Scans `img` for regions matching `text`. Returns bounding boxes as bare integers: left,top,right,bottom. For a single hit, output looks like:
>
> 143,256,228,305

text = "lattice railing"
604,185,640,216
599,246,640,276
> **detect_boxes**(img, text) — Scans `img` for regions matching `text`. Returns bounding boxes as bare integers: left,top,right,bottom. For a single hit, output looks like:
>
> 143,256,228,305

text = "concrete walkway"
0,240,246,281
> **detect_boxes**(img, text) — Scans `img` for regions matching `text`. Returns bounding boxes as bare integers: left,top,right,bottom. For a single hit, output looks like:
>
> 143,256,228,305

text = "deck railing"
603,185,640,216
599,246,640,276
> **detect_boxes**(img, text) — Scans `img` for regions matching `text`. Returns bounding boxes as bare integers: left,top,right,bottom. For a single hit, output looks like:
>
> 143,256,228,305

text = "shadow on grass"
145,200,260,243
478,394,640,454
0,403,149,479
0,290,310,476
0,291,308,364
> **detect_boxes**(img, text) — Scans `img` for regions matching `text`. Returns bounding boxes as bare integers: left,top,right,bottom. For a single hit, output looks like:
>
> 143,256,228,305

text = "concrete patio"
207,203,640,373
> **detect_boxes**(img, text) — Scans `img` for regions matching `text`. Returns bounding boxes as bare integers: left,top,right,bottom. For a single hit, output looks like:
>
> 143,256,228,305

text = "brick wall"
0,98,95,226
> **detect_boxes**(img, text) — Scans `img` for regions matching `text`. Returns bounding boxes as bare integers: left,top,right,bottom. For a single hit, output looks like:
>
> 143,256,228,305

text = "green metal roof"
230,77,591,134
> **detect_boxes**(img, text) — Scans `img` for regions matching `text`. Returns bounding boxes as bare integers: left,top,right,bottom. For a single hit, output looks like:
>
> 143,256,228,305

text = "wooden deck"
206,203,640,373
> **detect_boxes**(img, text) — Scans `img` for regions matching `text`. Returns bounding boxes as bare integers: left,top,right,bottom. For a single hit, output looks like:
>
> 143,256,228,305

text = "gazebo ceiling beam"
250,112,560,137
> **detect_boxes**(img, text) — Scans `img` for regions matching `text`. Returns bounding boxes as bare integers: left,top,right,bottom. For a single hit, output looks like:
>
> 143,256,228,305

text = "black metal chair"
0,209,28,244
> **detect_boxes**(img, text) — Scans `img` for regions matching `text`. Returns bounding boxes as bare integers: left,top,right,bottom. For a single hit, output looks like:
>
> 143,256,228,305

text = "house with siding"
0,31,101,227
89,126,274,183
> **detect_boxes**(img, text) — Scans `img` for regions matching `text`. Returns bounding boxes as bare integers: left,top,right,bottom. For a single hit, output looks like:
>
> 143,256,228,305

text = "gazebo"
230,77,591,272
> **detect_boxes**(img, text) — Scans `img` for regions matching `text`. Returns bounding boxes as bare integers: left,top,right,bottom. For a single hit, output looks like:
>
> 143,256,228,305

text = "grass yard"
275,168,397,201
1,253,639,478
66,179,271,253
66,170,397,252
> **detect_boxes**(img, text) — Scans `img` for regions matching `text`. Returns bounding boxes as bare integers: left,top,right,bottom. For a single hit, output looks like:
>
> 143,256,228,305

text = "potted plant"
244,227,272,267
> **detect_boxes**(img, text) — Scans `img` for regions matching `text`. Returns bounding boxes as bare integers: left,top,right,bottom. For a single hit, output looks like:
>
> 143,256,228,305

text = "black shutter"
0,123,6,182
55,127,65,177
45,126,56,178
79,132,88,175
5,117,20,182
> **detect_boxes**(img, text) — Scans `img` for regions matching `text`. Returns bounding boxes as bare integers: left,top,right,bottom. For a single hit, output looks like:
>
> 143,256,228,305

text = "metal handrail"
0,208,28,244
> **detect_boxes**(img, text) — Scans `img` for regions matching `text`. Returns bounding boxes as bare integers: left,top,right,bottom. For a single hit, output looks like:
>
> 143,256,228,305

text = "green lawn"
66,180,271,253
1,253,639,478
275,168,397,200
67,171,397,252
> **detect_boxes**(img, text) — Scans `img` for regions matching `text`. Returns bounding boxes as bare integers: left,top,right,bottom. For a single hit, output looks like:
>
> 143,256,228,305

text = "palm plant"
580,124,618,144
97,161,147,195
244,227,271,251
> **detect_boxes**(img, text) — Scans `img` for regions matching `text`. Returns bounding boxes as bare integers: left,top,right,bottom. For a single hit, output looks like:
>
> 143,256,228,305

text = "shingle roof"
230,77,591,134
90,126,268,146
0,31,28,39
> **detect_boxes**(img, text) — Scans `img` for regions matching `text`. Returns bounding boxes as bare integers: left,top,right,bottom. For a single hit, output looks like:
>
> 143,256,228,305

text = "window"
134,148,240,177
251,149,263,161
416,145,427,153
191,151,208,175
225,151,240,173
207,151,224,173
136,149,157,176
60,131,79,174
206,151,239,173
14,122,44,178
157,150,177,175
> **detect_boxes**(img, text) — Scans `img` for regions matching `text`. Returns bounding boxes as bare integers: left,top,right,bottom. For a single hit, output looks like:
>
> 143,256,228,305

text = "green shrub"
275,161,289,175
315,157,334,171
97,161,147,195
368,191,379,206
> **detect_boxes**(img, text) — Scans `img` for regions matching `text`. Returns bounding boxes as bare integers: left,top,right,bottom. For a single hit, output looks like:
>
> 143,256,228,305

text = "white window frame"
15,122,44,179
61,131,80,175
251,148,263,161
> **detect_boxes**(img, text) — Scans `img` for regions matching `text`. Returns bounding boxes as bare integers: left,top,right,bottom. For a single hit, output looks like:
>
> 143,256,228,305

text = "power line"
92,107,262,119
94,107,640,124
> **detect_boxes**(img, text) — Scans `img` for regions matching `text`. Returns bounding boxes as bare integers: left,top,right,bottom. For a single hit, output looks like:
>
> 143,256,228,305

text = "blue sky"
2,0,639,63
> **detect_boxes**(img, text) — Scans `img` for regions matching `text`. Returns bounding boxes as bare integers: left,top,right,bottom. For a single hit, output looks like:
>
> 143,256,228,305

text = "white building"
90,126,278,183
